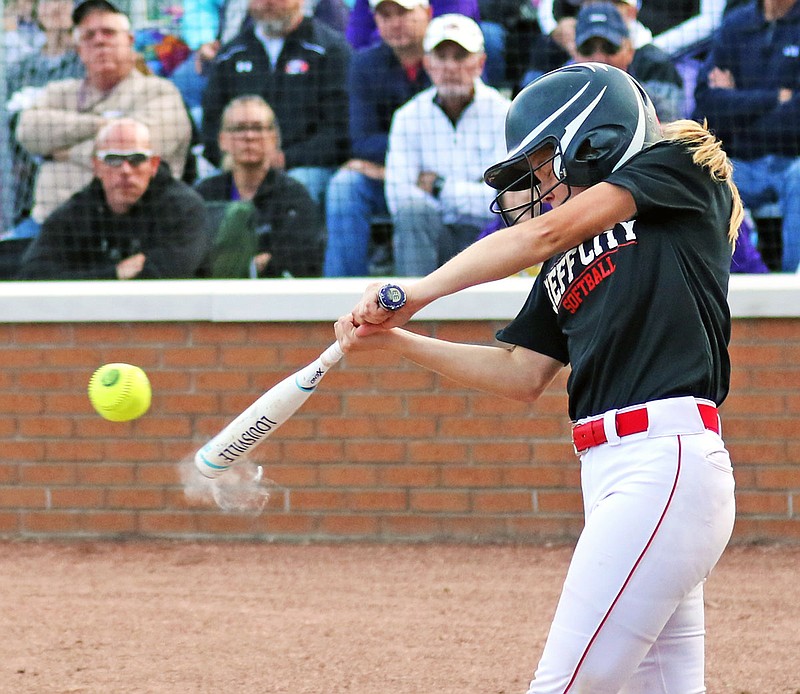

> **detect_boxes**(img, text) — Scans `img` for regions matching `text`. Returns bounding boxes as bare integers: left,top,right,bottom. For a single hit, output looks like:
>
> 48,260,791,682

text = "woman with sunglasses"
17,118,210,280
336,63,741,692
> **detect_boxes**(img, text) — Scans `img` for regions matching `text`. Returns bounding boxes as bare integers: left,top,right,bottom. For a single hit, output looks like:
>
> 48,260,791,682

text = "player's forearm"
410,224,549,308
410,182,635,310
384,329,554,402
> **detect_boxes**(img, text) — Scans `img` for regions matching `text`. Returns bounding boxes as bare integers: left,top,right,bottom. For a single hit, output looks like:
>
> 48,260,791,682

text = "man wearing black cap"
70,0,122,24
573,2,683,122
13,0,192,238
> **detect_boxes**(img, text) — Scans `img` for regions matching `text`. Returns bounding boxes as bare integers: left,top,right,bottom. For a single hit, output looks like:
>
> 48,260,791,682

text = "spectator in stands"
324,0,432,277
194,95,324,277
532,0,739,92
200,0,352,204
12,0,192,241
17,118,210,280
6,0,82,98
346,0,478,48
529,0,653,83
346,0,511,87
693,0,800,272
2,0,46,68
385,13,510,276
170,0,349,126
648,0,727,56
3,0,84,233
573,2,684,122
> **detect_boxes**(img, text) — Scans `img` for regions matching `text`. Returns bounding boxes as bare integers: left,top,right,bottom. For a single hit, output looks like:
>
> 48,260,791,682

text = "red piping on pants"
563,436,684,692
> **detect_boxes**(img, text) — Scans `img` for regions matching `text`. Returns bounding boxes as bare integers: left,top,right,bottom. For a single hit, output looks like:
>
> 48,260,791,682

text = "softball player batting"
336,63,742,692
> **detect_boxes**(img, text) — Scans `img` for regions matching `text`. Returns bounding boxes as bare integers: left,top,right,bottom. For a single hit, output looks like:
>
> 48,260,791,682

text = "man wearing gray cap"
384,13,510,276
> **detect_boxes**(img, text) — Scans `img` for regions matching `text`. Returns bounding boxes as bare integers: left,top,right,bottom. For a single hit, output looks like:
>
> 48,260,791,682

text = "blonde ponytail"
660,119,743,245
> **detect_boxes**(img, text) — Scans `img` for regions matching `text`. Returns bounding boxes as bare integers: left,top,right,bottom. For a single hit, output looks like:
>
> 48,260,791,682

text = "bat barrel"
194,342,344,479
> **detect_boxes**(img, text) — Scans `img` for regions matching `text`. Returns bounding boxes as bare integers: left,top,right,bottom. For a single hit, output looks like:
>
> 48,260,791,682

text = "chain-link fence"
1,0,797,278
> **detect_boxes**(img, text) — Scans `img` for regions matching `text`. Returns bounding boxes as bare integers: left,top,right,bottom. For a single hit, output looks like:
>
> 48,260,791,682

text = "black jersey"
496,140,734,421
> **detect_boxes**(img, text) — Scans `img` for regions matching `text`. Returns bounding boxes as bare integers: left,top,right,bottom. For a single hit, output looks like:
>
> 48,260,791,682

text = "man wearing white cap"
384,13,510,276
324,0,432,276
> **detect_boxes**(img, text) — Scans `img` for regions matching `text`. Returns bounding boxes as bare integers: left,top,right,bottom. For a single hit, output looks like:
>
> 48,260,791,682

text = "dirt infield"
0,541,798,694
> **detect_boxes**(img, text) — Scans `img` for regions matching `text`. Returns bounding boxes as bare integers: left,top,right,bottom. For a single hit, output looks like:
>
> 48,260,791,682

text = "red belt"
572,403,719,454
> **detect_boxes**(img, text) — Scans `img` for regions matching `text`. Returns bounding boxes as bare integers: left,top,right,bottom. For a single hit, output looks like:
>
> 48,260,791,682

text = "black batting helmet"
484,63,661,224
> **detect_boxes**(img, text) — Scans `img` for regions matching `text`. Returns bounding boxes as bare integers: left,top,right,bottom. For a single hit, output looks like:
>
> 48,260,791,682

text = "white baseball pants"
526,397,736,693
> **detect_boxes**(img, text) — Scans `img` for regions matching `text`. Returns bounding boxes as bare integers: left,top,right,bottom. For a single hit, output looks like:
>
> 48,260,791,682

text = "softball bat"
194,342,344,479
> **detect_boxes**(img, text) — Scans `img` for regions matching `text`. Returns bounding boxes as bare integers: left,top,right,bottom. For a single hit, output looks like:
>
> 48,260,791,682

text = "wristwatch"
431,175,445,199
377,283,407,311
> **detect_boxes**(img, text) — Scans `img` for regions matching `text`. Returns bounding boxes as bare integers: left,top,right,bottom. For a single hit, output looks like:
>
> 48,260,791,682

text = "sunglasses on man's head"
96,150,153,167
577,38,622,56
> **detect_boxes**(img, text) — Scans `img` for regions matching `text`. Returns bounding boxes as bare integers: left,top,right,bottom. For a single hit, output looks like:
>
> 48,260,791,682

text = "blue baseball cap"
575,2,629,50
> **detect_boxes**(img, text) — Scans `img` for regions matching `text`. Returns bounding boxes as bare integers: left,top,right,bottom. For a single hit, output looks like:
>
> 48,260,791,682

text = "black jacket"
201,17,352,167
17,163,211,279
194,168,324,277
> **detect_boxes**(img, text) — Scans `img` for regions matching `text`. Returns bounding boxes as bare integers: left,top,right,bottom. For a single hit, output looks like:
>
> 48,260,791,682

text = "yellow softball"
88,363,151,422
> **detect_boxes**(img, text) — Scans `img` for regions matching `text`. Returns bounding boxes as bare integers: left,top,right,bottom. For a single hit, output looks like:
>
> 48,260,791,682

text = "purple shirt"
730,215,769,274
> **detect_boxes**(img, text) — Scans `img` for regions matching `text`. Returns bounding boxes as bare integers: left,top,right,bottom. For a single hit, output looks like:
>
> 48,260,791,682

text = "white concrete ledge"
1,274,799,322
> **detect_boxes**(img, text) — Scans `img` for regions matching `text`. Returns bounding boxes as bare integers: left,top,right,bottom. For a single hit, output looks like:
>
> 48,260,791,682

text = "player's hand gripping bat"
194,341,344,479
194,284,407,479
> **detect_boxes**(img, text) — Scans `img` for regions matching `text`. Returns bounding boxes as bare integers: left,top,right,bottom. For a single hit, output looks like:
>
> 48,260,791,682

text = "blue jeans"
1,216,41,241
169,53,207,127
732,155,800,272
324,168,388,277
392,196,481,277
286,166,335,207
480,21,507,88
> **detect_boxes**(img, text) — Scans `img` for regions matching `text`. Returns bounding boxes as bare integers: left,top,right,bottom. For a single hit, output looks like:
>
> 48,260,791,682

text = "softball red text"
544,221,637,313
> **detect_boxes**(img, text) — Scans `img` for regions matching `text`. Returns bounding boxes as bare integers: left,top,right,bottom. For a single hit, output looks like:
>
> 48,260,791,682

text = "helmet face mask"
484,63,661,227
488,144,566,226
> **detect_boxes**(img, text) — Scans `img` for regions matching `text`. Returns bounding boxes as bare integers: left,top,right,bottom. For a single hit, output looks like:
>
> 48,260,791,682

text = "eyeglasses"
223,123,276,135
96,150,152,167
76,27,128,43
577,38,622,57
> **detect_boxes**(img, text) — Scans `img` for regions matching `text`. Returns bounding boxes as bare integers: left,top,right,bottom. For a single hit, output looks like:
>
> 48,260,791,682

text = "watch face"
379,284,406,310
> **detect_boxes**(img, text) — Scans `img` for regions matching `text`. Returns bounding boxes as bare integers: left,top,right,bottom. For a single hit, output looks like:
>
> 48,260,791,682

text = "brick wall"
1,314,798,543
